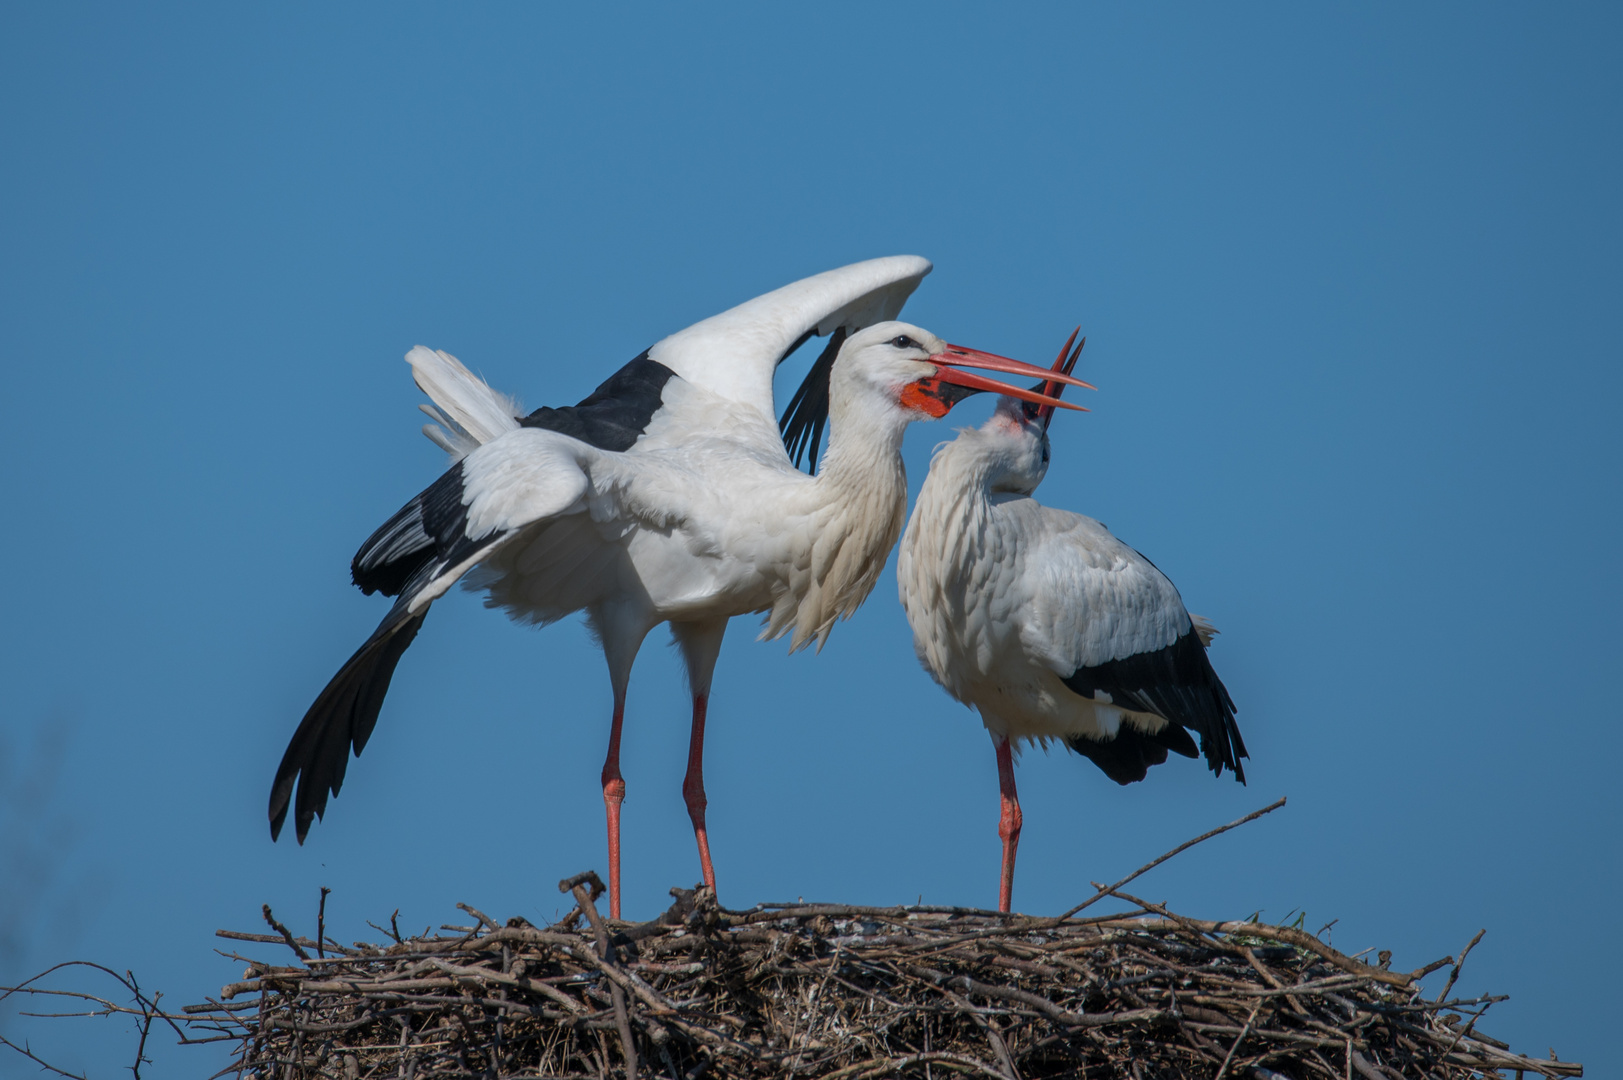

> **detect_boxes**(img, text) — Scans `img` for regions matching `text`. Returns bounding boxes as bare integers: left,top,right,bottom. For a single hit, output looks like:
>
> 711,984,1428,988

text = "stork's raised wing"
650,255,932,419
1015,507,1246,784
416,257,931,467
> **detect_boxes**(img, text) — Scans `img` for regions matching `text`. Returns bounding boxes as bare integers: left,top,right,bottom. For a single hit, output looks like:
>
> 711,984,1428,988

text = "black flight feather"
352,461,472,596
279,460,521,842
269,608,426,842
778,327,817,366
779,327,846,475
1061,627,1247,785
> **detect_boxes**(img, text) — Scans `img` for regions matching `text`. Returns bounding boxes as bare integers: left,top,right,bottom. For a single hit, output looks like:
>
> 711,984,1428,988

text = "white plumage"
897,333,1246,913
269,257,1087,917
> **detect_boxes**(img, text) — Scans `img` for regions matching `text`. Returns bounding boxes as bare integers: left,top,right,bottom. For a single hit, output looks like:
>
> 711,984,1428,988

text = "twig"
943,989,1020,1080
1435,929,1486,1004
1101,888,1423,990
125,971,154,1080
458,902,500,931
316,886,331,959
1213,1000,1263,1080
367,908,404,945
261,904,310,962
561,872,638,1080
1057,797,1287,920
0,1034,90,1079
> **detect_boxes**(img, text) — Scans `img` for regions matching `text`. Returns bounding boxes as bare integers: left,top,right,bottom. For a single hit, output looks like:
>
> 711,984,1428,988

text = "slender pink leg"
995,736,1023,914
682,693,718,896
600,694,627,920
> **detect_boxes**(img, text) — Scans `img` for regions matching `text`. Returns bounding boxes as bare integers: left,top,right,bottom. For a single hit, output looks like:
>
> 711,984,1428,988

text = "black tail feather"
1067,723,1199,786
269,610,427,843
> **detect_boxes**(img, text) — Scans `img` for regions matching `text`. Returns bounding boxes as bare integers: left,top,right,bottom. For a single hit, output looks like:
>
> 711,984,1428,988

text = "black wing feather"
779,328,846,474
518,351,676,452
276,459,518,842
351,461,472,596
269,609,425,842
1061,627,1247,785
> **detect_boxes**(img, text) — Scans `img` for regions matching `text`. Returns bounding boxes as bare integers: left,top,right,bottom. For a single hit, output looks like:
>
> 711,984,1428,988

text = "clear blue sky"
2,4,1618,1075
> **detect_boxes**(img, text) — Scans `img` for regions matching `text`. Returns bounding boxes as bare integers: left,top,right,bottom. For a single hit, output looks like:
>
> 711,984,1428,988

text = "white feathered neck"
758,364,915,653
897,408,1050,682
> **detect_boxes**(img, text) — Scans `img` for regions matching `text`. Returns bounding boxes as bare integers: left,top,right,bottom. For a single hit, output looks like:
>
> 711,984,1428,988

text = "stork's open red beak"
1029,329,1088,432
901,345,1096,419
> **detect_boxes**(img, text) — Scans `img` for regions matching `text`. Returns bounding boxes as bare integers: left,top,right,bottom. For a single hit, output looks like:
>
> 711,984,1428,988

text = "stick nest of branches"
167,871,1576,1080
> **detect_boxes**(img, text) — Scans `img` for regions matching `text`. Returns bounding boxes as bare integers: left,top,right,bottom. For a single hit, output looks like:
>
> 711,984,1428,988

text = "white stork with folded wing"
268,257,1090,917
898,332,1247,914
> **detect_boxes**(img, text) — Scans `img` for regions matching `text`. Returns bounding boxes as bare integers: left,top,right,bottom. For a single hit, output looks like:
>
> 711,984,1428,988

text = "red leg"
601,695,627,920
682,693,718,896
995,736,1023,914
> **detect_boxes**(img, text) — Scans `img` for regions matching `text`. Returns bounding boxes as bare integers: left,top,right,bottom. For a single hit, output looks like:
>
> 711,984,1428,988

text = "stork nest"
168,874,1576,1080
1,803,1582,1078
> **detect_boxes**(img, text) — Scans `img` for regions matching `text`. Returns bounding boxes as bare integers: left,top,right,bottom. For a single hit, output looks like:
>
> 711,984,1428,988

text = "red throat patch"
899,379,954,418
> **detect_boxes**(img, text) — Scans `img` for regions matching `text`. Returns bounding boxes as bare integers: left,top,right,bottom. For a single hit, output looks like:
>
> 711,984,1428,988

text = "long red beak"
939,344,1095,394
901,345,1093,419
1032,329,1087,431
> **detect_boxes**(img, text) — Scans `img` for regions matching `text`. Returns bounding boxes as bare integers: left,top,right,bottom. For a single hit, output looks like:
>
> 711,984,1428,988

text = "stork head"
829,321,1091,428
976,329,1090,495
977,396,1055,494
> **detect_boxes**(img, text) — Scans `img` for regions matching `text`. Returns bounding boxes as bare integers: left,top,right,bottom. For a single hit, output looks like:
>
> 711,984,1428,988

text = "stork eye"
890,335,919,350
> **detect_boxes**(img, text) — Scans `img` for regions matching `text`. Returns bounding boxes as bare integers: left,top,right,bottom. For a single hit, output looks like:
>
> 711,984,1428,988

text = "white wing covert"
1012,505,1244,783
1016,508,1191,676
